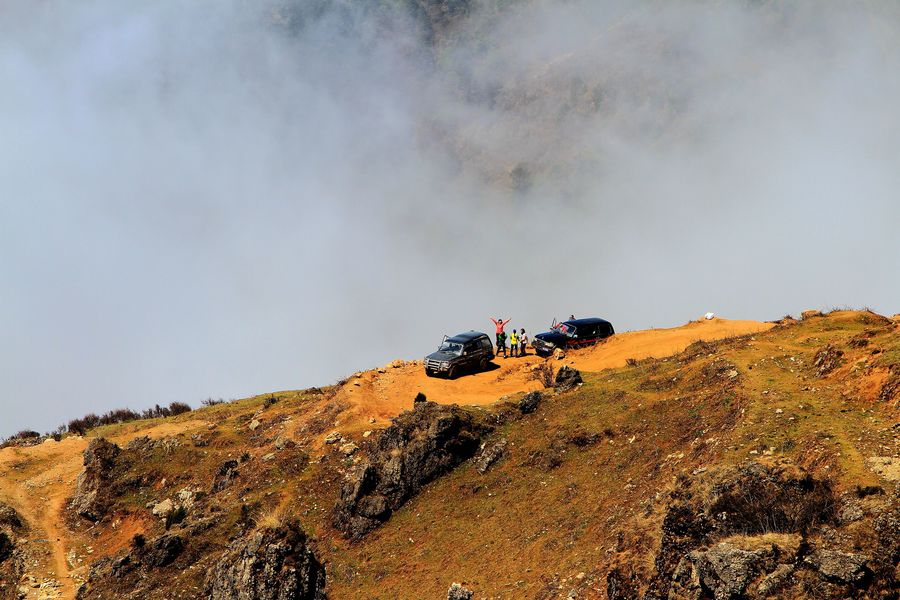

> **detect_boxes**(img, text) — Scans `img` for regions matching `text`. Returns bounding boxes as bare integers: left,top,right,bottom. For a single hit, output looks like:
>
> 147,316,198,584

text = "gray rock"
324,432,343,445
673,542,771,600
804,549,869,583
554,366,583,392
756,563,794,596
275,436,295,451
205,521,326,600
447,582,473,600
475,440,507,474
142,534,184,568
69,438,122,522
151,499,175,518
332,401,490,539
518,391,542,414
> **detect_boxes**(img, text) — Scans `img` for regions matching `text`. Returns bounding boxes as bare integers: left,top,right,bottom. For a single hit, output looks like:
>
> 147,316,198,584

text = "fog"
2,0,899,437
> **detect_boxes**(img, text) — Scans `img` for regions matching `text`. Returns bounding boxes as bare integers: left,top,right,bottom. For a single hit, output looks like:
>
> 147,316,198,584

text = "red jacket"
491,318,511,334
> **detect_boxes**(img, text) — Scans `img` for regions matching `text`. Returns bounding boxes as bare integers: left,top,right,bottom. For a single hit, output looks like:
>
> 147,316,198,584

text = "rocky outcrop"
332,401,490,539
0,502,25,595
639,463,900,599
205,521,326,600
670,542,775,600
554,366,583,391
76,533,186,599
803,549,869,584
70,438,122,521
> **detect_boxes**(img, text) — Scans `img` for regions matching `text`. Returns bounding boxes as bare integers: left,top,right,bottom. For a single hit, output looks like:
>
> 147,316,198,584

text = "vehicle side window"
481,338,492,351
582,324,598,338
466,342,479,354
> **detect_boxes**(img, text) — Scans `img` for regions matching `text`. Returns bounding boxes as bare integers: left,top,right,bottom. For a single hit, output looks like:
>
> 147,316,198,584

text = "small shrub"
202,398,225,407
528,363,555,388
168,401,192,416
131,533,146,549
263,395,279,409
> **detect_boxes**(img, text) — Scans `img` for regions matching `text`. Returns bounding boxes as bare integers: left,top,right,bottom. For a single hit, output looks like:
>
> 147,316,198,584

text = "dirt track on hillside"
0,420,208,599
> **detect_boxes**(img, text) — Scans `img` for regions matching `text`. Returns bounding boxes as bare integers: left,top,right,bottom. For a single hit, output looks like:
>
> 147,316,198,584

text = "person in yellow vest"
509,329,519,358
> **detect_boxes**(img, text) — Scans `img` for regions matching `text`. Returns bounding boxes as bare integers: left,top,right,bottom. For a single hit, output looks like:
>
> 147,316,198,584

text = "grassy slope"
4,311,898,600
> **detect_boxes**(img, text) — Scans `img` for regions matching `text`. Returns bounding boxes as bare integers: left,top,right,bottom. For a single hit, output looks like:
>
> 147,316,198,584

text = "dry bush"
528,363,555,388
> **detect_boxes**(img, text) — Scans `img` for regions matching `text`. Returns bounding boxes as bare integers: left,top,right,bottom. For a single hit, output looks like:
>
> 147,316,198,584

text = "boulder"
332,401,490,538
447,582,473,600
804,549,869,584
151,499,175,519
554,366,583,392
70,438,122,521
142,534,184,568
801,309,824,320
474,440,507,474
323,432,343,445
690,542,772,600
205,521,326,600
518,391,542,414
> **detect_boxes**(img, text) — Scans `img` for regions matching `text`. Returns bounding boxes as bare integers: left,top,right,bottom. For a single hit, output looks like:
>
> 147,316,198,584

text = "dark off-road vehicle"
424,331,494,379
533,317,614,356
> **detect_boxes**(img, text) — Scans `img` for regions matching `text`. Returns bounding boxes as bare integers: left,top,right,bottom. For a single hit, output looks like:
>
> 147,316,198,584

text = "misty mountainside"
4,0,900,443
1,310,898,599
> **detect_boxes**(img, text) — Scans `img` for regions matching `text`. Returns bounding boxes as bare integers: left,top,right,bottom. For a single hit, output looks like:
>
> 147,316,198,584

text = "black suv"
532,317,615,356
424,331,494,379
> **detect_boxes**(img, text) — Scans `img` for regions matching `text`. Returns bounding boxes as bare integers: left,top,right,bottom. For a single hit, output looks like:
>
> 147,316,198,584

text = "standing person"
519,328,528,356
491,316,511,349
509,329,519,357
497,330,507,358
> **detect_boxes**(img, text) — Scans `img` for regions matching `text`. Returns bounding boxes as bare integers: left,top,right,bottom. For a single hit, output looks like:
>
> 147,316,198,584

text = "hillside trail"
0,420,208,600
334,317,773,430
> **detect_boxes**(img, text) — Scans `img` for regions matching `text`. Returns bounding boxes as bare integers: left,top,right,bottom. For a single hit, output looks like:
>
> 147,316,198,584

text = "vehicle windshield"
555,323,575,337
438,341,463,354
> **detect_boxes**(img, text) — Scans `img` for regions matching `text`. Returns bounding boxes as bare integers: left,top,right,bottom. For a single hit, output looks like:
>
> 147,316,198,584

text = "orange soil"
0,420,210,600
335,318,774,430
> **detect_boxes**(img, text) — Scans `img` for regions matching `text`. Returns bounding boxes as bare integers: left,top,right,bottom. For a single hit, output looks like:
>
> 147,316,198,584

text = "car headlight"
440,361,449,369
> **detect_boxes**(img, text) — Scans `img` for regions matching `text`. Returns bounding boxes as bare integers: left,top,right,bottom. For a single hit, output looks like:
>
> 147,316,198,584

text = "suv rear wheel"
479,358,489,371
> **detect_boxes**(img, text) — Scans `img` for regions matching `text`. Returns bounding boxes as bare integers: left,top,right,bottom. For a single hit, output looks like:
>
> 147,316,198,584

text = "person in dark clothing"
497,330,507,358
